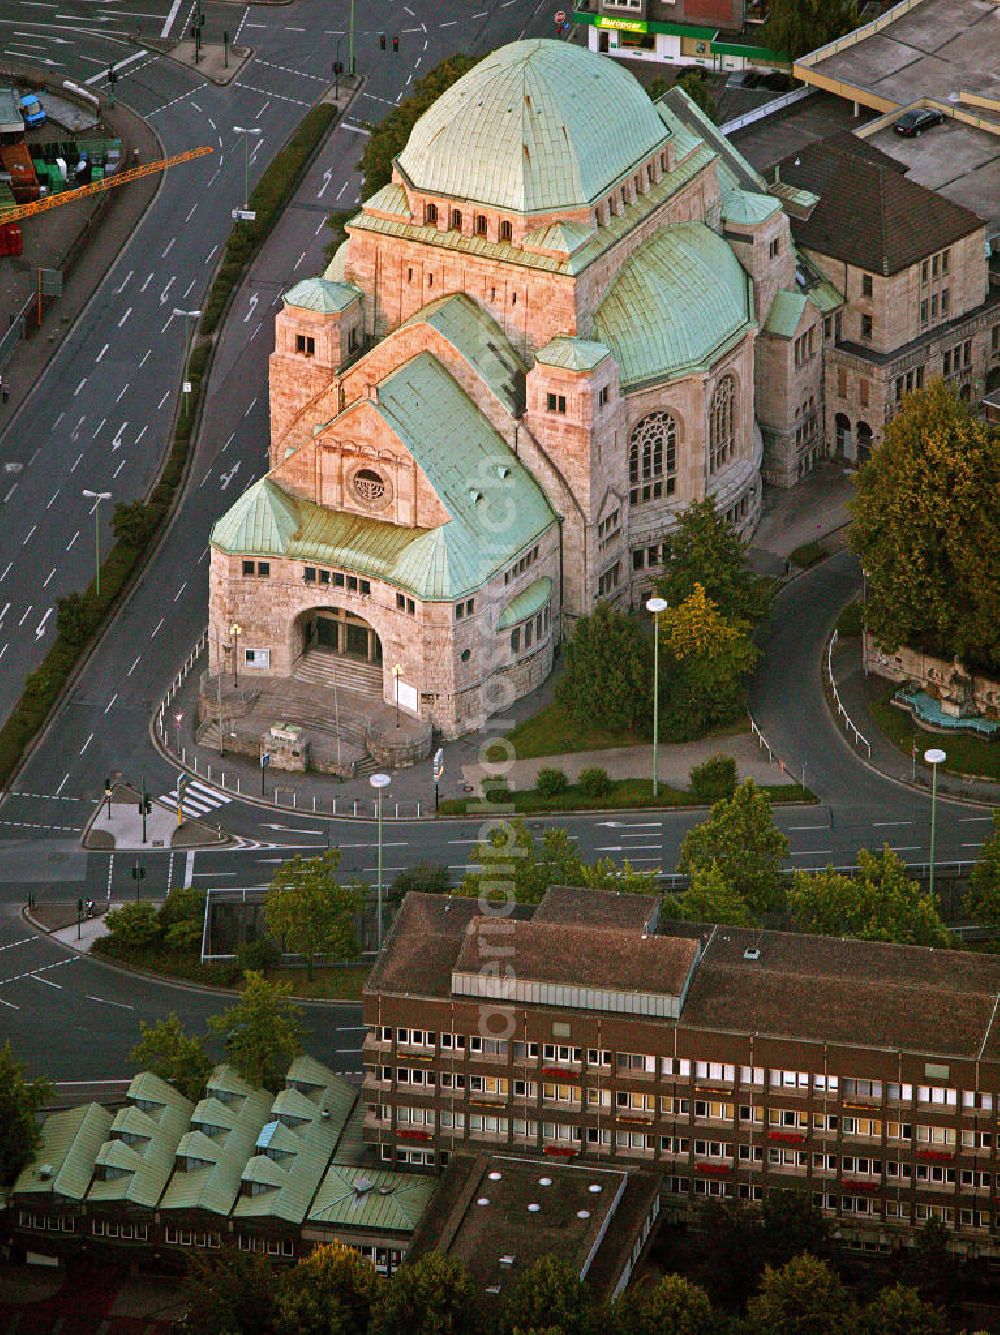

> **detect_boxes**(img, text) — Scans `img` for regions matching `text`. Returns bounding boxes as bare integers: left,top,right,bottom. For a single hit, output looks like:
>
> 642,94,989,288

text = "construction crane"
0,145,214,224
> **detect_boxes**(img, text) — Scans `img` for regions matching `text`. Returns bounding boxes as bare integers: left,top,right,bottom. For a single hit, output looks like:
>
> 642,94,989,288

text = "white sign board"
396,679,418,715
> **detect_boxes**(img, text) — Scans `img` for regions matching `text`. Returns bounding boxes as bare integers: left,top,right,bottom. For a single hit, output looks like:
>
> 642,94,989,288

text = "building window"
920,299,929,325
546,393,566,414
861,314,873,340
941,289,950,316
353,468,387,507
499,219,513,243
510,628,520,653
295,334,315,357
424,202,438,225
862,274,873,298
941,249,950,275
475,214,487,236
348,326,359,352
629,410,677,504
598,385,610,408
242,559,255,576
769,237,780,259
450,209,462,231
257,561,269,578
859,379,869,408
709,376,736,473
598,562,621,598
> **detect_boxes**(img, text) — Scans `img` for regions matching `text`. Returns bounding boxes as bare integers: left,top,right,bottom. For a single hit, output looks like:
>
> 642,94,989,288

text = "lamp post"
924,747,946,897
349,0,356,75
82,489,111,596
173,308,201,417
174,711,183,755
646,596,668,797
233,125,262,211
392,663,403,728
370,772,391,950
230,622,243,688
333,38,343,98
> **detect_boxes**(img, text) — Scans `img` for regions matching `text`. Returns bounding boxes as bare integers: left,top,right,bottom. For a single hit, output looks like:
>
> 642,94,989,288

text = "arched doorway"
302,607,383,666
856,421,873,464
987,366,1000,395
835,412,852,459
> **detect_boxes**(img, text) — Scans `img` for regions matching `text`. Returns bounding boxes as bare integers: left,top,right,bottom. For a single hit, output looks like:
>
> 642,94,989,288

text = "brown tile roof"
364,893,479,1000
773,134,984,276
455,918,699,997
680,925,1000,1059
534,885,659,931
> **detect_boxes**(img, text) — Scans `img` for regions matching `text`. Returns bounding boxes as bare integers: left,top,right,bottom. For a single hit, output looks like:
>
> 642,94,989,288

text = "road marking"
84,49,148,84
43,567,56,588
3,483,17,503
160,276,175,305
115,385,127,402
21,524,35,547
889,845,921,852
0,602,7,625
140,272,154,292
70,452,83,473
341,122,370,136
960,816,995,823
182,278,195,299
139,349,151,368
1,562,12,583
127,655,141,676
244,396,257,417
788,824,827,831
293,250,307,271
173,581,187,602
117,305,132,328
93,418,106,438
161,238,175,258
86,995,135,1011
79,732,94,755
56,771,70,795
157,390,170,410
152,618,164,637
104,692,118,714
113,269,133,295
234,80,308,108
0,998,19,1010
184,851,195,888
790,849,834,857
113,459,126,478
34,607,52,640
0,937,34,953
243,293,258,324
18,605,32,626
30,974,62,989
962,841,984,848
161,0,183,37
872,820,914,827
95,343,108,363
205,243,218,263
74,377,87,396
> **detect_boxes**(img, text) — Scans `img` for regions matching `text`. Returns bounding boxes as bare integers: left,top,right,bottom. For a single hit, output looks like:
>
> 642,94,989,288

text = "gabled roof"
12,1103,113,1201
212,355,556,602
396,40,668,214
773,134,984,276
659,85,766,196
87,1076,194,1209
307,1165,435,1234
763,289,808,339
161,1077,273,1219
594,221,754,388
401,294,525,416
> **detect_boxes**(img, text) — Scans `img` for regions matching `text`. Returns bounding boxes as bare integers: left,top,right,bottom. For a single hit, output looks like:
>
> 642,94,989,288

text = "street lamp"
924,747,946,897
81,489,111,596
174,711,183,754
646,596,668,797
392,663,403,728
173,308,201,417
233,126,262,211
230,622,243,689
333,38,343,98
370,772,391,950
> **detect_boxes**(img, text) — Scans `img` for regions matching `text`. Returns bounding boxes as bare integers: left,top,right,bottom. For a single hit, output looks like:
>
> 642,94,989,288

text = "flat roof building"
362,888,1000,1255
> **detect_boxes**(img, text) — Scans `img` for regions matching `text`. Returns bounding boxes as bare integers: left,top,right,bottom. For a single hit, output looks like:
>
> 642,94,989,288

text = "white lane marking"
3,483,17,503
139,349,151,368
117,305,132,328
113,268,133,296
43,567,56,587
104,692,118,714
115,385,127,402
127,655,141,676
74,377,87,396
872,820,914,827
112,459,126,478
66,530,79,550
157,390,170,410
79,732,94,755
0,562,12,582
340,122,370,136
34,607,52,640
161,237,176,258
790,849,834,857
93,418,106,438
151,617,164,637
95,343,108,363
31,974,62,989
55,771,69,795
204,243,218,264
160,275,175,305
70,452,83,472
84,49,148,84
18,605,32,626
161,0,183,37
173,581,187,602
140,272,154,292
184,851,195,887
86,995,135,1011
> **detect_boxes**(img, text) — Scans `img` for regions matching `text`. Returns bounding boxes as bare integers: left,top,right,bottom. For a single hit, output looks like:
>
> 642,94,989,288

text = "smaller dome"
284,277,360,314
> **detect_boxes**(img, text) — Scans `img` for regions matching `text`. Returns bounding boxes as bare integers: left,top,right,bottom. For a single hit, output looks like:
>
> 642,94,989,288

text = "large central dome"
396,40,669,216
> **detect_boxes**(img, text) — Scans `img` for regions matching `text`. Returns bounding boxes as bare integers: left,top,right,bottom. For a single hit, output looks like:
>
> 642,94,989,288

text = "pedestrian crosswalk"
160,779,232,822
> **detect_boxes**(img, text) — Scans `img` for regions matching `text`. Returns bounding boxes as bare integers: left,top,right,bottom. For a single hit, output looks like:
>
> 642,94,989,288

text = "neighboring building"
6,1060,431,1271
406,1153,661,1305
571,0,786,73
361,888,1000,1255
771,135,999,463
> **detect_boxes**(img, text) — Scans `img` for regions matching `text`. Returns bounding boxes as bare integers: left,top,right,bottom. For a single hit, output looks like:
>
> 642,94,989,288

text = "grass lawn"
499,698,749,761
439,776,812,817
865,678,1000,781
268,965,370,1000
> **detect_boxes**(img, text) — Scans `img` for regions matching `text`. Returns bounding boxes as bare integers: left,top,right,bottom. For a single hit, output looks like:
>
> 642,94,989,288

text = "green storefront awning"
571,10,719,40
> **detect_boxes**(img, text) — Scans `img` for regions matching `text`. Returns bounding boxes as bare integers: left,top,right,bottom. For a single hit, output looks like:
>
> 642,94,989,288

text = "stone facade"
863,632,1000,724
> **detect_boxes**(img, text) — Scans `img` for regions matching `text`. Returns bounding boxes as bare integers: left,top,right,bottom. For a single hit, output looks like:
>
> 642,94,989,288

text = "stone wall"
864,631,1000,721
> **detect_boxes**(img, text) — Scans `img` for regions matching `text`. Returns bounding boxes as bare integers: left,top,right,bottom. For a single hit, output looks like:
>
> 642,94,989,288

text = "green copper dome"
396,40,669,215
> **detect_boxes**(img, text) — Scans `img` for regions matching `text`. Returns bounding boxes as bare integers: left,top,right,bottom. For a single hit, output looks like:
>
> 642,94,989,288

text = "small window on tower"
295,334,315,357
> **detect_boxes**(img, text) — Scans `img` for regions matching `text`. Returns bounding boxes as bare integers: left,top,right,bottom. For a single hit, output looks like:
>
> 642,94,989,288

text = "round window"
353,467,386,505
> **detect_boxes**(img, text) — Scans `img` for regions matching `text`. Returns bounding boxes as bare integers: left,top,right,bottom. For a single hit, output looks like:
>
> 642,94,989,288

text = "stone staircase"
292,652,383,698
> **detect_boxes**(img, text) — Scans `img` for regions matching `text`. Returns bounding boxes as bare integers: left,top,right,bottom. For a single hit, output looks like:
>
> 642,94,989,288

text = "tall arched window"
424,202,438,225
499,219,513,243
629,411,677,505
709,376,736,474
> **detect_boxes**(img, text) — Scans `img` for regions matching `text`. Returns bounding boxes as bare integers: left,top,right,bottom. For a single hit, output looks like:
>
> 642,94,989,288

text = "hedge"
0,102,339,789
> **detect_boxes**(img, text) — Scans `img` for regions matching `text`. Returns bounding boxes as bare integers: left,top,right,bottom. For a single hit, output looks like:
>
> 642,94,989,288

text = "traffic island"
83,782,230,850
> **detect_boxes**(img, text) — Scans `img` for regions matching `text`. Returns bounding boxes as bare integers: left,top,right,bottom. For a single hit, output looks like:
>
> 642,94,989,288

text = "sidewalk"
830,634,1000,807
748,461,854,576
84,782,230,849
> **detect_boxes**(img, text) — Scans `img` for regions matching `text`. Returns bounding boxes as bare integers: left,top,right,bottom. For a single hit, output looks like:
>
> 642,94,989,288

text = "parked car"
894,108,944,137
18,94,45,128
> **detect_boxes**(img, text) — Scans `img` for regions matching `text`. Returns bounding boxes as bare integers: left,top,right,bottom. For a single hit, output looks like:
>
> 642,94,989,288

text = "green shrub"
689,753,738,803
105,901,161,947
535,767,569,797
836,600,864,637
578,767,613,798
236,936,279,973
392,862,451,895
790,540,826,569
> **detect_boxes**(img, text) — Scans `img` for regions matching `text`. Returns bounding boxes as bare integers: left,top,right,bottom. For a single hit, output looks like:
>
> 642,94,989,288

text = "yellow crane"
0,145,214,223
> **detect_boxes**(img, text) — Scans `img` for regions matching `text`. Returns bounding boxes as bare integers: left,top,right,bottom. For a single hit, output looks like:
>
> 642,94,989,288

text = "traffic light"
107,65,117,85
392,34,399,52
130,862,146,880
77,898,84,913
138,792,152,816
379,33,386,50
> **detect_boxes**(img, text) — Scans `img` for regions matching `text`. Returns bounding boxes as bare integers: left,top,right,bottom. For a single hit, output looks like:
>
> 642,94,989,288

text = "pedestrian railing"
748,713,776,764
827,630,872,758
154,634,427,820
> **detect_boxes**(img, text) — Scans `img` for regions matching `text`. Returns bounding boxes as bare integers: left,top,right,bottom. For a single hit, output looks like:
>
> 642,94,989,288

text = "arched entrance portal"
303,607,383,666
835,412,852,459
856,421,873,464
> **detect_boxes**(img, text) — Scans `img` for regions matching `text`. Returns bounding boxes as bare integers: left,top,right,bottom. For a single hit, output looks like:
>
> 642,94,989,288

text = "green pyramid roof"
284,277,361,314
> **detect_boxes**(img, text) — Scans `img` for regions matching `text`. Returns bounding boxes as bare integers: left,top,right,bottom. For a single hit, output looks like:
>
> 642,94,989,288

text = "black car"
894,108,945,137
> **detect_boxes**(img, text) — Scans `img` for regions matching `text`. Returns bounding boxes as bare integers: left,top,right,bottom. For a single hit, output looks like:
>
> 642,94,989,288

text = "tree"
158,886,206,953
360,55,482,199
104,900,161,948
666,859,759,927
56,590,99,646
676,70,717,122
557,601,653,734
658,498,771,628
500,1257,594,1335
208,971,304,1092
0,1041,53,1187
787,846,953,947
392,862,451,896
265,850,362,979
111,499,153,549
370,1253,482,1335
179,1245,278,1335
968,809,1000,924
848,380,1000,675
764,0,859,60
274,1242,383,1335
614,1272,715,1335
896,1219,961,1309
747,1255,853,1335
129,1014,211,1103
658,584,758,740
678,781,788,918
857,1284,948,1335
759,1189,833,1270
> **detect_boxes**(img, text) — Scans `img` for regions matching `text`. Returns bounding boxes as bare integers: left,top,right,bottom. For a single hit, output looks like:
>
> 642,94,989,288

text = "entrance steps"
292,652,383,697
